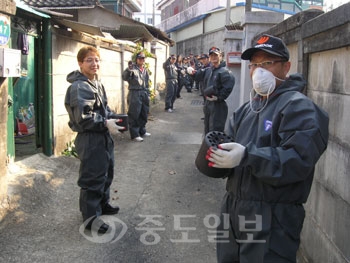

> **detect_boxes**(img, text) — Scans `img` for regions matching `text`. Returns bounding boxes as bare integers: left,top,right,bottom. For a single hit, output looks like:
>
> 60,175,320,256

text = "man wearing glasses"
207,35,329,262
65,46,124,234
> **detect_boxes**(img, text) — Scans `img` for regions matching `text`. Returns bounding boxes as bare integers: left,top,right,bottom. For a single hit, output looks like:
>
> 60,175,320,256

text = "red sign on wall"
227,52,242,66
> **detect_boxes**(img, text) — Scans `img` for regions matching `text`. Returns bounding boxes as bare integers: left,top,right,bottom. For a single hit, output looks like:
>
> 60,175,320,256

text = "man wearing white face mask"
207,35,329,262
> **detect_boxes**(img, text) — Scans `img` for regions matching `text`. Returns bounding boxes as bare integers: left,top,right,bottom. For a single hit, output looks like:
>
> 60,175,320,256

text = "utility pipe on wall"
41,18,53,156
226,0,231,25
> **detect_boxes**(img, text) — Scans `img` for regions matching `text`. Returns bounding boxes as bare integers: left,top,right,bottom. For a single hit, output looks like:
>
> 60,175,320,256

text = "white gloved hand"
205,95,218,101
186,67,195,75
106,119,125,135
207,142,246,168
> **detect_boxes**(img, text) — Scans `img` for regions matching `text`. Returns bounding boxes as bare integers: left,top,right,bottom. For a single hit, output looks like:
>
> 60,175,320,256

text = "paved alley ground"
0,89,227,263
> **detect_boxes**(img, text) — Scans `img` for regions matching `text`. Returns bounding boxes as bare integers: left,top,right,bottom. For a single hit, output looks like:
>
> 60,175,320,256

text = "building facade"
100,0,142,17
133,0,161,26
156,0,324,33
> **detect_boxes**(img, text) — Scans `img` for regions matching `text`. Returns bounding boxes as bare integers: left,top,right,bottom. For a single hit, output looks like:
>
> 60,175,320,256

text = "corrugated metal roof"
20,0,174,45
30,7,74,18
53,19,105,36
21,0,97,9
104,24,154,42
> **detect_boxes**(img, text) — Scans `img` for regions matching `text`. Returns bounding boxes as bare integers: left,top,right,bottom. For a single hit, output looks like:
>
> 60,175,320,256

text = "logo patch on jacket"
264,120,272,131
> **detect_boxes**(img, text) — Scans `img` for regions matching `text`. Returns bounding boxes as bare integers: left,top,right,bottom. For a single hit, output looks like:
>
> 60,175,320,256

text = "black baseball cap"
199,53,209,59
136,52,146,58
209,47,221,55
241,34,289,61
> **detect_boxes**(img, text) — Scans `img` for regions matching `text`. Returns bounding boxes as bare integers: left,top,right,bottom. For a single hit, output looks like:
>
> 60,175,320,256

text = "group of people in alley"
64,34,329,263
162,47,235,134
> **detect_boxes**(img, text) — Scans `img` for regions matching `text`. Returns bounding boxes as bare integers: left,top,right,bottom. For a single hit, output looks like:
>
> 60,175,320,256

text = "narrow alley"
0,89,227,263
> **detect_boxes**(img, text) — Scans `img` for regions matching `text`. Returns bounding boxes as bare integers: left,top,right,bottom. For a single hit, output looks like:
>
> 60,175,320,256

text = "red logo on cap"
257,36,270,44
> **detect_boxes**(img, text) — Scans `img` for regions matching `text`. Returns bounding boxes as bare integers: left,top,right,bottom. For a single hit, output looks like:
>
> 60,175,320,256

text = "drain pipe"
153,55,157,104
41,18,53,156
120,45,126,113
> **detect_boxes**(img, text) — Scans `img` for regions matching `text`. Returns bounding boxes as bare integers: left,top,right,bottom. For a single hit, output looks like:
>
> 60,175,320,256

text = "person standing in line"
188,53,199,91
193,54,202,91
122,51,151,142
192,53,212,121
190,47,234,134
175,54,185,99
65,46,124,234
207,35,329,263
178,56,193,94
163,54,178,113
196,53,211,99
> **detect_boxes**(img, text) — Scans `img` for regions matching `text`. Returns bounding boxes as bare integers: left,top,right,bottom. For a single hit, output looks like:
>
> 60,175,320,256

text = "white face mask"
252,67,276,96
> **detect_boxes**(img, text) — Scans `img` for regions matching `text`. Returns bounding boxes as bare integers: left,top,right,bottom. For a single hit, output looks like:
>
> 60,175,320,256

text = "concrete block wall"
263,4,350,262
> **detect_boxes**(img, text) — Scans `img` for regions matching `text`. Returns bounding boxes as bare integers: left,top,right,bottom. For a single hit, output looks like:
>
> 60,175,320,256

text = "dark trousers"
75,132,115,222
217,192,304,263
165,79,178,110
203,100,228,134
127,89,149,139
177,81,183,98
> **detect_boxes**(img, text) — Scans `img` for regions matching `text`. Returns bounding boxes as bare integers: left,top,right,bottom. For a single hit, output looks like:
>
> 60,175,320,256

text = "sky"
323,0,349,11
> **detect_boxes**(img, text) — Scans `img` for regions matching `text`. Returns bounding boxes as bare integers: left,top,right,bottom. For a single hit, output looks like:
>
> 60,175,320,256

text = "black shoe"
102,203,120,215
85,217,110,234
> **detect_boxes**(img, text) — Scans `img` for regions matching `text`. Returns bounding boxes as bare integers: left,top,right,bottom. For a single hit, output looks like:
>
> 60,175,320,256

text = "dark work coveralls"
175,62,184,97
217,74,329,263
65,70,119,222
195,62,212,100
122,64,150,139
203,61,235,134
163,58,178,110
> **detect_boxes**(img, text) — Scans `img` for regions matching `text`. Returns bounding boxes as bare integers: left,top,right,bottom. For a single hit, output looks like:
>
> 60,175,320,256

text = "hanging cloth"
17,33,29,55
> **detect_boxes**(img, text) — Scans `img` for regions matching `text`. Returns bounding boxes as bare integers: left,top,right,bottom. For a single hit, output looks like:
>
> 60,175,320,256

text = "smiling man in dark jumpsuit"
65,46,123,234
207,35,329,262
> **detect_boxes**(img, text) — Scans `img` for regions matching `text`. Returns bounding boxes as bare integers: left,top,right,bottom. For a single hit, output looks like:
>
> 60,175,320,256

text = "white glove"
106,119,125,135
205,95,218,101
186,67,195,75
207,142,246,168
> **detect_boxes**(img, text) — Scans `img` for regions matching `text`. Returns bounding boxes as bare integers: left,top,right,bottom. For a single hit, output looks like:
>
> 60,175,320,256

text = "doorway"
11,31,41,161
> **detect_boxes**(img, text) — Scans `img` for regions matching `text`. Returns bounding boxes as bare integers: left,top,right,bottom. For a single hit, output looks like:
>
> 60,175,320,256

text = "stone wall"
262,4,350,262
